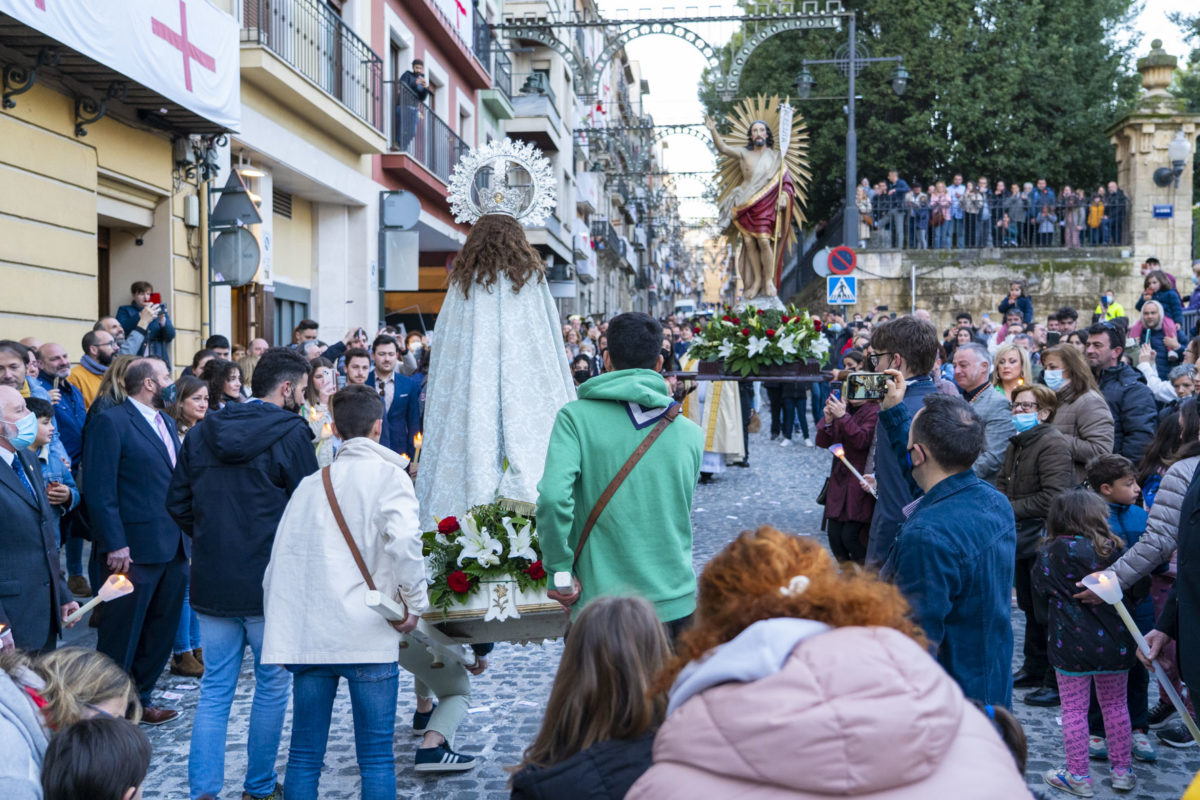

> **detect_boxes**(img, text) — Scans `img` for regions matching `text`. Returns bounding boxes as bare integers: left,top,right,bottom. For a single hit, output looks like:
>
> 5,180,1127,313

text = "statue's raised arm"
704,115,742,160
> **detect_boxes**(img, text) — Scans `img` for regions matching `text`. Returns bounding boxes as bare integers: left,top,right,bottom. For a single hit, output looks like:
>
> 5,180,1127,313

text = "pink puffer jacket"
626,626,1033,800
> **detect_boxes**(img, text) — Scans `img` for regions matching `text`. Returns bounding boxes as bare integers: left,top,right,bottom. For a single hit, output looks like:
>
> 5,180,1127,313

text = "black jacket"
510,733,654,800
1095,363,1155,463
1033,535,1135,674
166,401,318,617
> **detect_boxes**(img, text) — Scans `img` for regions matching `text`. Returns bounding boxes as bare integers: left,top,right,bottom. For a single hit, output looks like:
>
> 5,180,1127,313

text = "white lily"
778,335,798,356
811,336,830,356
503,517,538,562
717,340,735,359
747,335,769,357
455,515,503,568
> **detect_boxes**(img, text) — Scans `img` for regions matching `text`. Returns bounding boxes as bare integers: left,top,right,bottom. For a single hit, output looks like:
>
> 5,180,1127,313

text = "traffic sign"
812,246,832,277
827,275,857,305
828,245,857,275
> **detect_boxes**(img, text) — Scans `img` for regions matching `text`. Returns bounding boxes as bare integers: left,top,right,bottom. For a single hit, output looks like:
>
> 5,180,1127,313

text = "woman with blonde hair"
1041,344,1115,482
510,596,668,799
626,527,1030,800
83,354,139,426
301,357,339,466
237,354,259,400
0,646,141,798
991,342,1031,398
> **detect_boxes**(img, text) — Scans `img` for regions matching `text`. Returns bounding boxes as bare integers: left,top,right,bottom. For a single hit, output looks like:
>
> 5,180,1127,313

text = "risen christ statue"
704,115,795,299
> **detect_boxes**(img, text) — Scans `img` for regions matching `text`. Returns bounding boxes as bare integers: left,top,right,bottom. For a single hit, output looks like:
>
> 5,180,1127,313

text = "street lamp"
796,14,909,248
1153,131,1193,188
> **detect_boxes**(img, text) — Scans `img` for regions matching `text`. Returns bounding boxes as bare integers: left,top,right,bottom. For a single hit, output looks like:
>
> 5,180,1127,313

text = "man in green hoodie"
537,313,704,636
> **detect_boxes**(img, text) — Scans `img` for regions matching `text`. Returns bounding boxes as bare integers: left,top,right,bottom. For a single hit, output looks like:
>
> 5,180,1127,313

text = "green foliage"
1169,11,1200,197
422,503,547,612
700,0,1143,225
688,303,830,376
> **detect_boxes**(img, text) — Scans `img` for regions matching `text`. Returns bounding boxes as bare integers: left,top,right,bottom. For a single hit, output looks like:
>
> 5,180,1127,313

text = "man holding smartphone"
862,316,940,567
116,281,176,369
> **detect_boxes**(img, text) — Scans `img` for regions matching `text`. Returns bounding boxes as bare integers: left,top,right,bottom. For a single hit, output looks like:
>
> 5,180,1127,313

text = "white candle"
413,433,423,467
64,574,134,625
830,444,877,498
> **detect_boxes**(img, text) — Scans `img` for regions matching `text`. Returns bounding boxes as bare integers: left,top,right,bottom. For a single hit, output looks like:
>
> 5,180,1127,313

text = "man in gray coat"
951,343,1014,485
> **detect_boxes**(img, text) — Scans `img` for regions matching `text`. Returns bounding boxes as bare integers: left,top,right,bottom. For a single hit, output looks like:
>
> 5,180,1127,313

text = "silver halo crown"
447,138,556,226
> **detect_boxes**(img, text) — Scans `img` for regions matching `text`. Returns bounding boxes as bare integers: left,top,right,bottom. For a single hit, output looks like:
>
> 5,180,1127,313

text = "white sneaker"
804,438,813,447
779,438,793,447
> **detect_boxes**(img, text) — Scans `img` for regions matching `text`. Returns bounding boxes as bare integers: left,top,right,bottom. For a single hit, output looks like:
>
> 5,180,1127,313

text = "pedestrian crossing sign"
827,275,857,305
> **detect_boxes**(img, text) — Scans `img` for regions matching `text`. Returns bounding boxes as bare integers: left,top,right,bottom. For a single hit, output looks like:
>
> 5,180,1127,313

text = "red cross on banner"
35,0,45,9
152,0,215,93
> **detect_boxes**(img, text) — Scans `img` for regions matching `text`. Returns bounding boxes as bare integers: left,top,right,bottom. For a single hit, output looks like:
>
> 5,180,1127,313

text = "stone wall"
794,248,1145,333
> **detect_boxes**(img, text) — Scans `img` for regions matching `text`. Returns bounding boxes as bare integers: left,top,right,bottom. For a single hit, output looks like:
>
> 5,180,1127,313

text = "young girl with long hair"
510,596,668,798
1034,490,1138,795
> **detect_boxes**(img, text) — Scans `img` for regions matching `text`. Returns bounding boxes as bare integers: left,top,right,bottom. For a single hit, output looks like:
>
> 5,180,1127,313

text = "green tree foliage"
699,0,1143,225
1169,11,1200,200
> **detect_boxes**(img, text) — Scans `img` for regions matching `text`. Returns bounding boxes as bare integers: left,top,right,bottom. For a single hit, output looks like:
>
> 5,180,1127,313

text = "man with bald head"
69,329,118,408
250,338,270,358
0,385,79,652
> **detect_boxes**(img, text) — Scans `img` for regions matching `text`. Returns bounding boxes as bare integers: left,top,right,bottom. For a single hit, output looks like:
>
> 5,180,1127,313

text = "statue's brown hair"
448,213,545,298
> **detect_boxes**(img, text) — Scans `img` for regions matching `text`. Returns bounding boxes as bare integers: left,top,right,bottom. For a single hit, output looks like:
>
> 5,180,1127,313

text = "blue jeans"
933,224,949,248
188,614,290,800
950,216,965,247
284,662,400,800
173,579,201,654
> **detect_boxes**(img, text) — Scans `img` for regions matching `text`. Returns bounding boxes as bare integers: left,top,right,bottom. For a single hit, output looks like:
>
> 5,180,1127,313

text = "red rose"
781,315,790,324
437,516,460,534
733,317,740,324
757,309,765,315
722,315,732,322
693,326,701,334
741,327,750,336
813,318,823,332
525,560,546,580
766,329,776,337
447,570,472,594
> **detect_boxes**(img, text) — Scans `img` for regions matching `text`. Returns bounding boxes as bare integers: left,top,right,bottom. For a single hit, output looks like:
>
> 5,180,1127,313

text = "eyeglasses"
1012,402,1039,412
866,352,894,370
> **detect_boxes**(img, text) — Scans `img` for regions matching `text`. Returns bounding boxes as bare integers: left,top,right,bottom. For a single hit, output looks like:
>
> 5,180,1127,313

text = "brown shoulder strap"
573,403,680,570
322,466,376,592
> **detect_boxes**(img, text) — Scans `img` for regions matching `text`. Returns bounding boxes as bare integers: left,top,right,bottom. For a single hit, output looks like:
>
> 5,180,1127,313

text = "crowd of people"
3,259,1200,800
855,172,1131,250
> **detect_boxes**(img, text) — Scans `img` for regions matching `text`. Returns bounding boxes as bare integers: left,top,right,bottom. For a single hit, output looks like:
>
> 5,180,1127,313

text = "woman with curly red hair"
626,526,1032,800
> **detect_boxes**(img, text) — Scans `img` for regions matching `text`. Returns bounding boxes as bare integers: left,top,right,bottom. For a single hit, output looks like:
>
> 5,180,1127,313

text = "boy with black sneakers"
1086,454,1159,764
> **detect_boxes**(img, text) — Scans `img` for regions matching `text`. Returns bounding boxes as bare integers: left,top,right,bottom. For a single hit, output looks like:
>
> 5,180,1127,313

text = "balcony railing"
493,48,512,101
242,0,383,131
393,81,468,184
590,219,622,257
472,8,491,70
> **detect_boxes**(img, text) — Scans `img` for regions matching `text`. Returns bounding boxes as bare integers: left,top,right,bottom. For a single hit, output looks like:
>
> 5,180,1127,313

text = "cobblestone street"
66,423,1199,799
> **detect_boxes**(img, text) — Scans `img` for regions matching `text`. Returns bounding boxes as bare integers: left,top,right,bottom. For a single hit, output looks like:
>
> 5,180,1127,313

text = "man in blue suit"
82,358,187,725
366,334,420,471
0,385,78,653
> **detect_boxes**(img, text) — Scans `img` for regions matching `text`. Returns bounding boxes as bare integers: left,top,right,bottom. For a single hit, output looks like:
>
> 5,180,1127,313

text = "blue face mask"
1012,412,1040,433
829,323,844,334
4,411,38,450
1043,369,1065,391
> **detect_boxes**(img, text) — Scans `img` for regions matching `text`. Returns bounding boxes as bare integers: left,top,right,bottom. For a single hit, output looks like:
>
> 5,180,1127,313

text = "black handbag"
816,478,829,506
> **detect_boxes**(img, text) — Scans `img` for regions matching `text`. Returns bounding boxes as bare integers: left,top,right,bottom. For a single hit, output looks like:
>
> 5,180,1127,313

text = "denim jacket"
882,470,1016,706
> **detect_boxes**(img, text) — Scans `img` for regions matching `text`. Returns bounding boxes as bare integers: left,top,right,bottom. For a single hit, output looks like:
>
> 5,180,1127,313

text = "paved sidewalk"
64,423,1199,798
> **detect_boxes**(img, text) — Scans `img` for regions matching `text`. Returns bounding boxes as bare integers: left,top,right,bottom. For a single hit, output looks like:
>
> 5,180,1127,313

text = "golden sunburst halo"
715,94,811,245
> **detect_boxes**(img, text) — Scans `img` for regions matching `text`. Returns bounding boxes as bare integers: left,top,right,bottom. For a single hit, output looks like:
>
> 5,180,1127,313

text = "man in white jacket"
262,385,478,798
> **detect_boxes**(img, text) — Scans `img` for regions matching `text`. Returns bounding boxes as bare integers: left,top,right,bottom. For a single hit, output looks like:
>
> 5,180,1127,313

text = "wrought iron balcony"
242,0,383,131
393,81,468,184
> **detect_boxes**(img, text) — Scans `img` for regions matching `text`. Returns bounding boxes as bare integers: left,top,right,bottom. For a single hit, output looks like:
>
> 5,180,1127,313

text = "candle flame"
832,446,845,458
414,433,422,448
1017,378,1025,386
308,405,322,422
112,575,132,591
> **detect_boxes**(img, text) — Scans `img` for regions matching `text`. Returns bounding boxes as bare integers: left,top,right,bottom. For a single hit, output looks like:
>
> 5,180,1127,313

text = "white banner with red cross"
0,0,239,131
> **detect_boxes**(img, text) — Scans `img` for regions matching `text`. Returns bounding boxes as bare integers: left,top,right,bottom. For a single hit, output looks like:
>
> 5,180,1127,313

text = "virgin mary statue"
415,140,576,528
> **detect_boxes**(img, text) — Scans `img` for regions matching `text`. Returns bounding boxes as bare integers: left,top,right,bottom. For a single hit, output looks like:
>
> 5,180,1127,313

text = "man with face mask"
81,358,187,724
0,385,79,653
878,390,1016,706
0,341,71,483
165,347,319,800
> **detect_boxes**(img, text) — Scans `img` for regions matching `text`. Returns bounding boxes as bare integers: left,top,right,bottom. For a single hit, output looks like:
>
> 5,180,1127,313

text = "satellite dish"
381,190,421,230
210,228,261,287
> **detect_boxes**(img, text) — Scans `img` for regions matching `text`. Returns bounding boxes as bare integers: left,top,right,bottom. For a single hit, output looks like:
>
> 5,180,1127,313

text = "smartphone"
981,312,990,321
845,372,889,401
1046,331,1061,346
1143,330,1152,346
150,292,162,304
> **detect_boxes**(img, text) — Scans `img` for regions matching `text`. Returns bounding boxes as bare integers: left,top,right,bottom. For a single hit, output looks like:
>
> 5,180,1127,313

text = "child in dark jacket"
1087,454,1158,764
1034,490,1138,796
